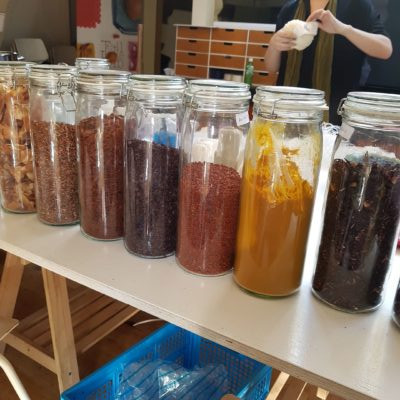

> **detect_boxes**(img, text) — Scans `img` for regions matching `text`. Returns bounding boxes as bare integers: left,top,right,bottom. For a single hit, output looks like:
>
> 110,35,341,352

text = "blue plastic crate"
61,324,271,400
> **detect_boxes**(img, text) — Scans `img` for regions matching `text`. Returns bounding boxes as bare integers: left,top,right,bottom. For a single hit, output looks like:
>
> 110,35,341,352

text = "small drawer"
176,38,209,53
177,26,210,40
253,72,278,86
247,43,269,58
175,64,208,79
211,28,247,42
211,41,246,56
209,54,245,70
176,51,208,66
253,58,266,71
249,31,273,44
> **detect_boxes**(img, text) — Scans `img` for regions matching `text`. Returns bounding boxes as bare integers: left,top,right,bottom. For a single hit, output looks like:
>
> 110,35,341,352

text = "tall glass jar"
76,70,129,240
124,75,186,258
234,86,326,296
313,92,400,312
0,61,36,213
75,58,110,71
176,80,251,276
29,65,79,225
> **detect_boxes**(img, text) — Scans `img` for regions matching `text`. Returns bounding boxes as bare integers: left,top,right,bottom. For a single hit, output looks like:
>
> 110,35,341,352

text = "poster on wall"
76,0,141,71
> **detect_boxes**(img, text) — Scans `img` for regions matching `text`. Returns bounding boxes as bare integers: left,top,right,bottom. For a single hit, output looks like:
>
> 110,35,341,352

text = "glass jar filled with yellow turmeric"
234,86,326,296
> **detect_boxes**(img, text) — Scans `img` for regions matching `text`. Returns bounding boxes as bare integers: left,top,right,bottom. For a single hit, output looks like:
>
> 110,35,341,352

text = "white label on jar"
61,93,76,112
101,99,115,115
339,122,354,141
236,111,250,126
115,106,125,116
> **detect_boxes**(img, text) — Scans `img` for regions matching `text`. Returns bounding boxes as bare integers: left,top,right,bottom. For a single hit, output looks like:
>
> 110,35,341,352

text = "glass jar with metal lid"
313,92,400,312
234,86,326,296
0,61,36,213
76,69,129,240
29,64,78,225
124,75,186,258
75,57,110,71
176,80,251,276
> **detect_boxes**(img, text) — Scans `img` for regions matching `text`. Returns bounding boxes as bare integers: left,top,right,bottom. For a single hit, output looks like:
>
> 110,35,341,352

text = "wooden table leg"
42,269,79,392
0,253,24,354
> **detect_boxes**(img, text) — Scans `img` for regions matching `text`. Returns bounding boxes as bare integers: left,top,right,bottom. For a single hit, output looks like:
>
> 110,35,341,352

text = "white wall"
1,0,70,50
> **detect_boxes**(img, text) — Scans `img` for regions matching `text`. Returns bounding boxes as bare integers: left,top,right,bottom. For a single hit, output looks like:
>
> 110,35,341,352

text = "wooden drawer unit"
253,72,278,86
209,55,245,70
176,51,208,66
175,64,208,79
177,26,210,40
211,28,247,42
176,38,209,53
211,41,246,56
253,58,267,71
247,43,269,58
249,31,273,44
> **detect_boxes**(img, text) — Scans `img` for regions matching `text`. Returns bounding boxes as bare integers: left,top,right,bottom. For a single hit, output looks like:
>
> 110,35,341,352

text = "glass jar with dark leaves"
176,80,251,276
313,92,400,312
76,70,130,240
124,75,186,258
29,65,79,225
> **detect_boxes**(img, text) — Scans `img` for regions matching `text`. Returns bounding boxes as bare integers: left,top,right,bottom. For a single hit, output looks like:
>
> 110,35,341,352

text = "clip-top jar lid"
254,86,327,114
0,61,35,77
77,69,130,84
340,91,400,118
185,79,251,110
128,74,186,93
29,64,76,86
76,69,130,94
75,57,110,69
186,79,250,102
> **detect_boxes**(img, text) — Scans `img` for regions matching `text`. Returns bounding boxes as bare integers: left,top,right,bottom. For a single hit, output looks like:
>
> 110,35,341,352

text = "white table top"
0,135,399,400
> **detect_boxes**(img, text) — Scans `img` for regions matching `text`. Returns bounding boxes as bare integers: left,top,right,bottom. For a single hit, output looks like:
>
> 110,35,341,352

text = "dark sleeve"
275,1,294,32
362,0,386,35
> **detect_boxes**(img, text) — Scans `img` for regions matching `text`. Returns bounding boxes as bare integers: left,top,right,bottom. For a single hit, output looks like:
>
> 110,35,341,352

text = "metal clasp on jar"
57,77,76,112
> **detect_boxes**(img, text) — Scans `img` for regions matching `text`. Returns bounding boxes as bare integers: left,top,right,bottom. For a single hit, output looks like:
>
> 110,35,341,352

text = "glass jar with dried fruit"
313,92,400,313
0,61,36,213
234,87,326,296
176,80,251,276
75,58,110,71
124,75,186,258
76,69,129,240
29,65,79,225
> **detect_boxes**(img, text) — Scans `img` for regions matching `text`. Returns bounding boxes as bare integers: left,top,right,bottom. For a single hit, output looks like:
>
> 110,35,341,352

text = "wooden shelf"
0,135,399,400
3,286,138,371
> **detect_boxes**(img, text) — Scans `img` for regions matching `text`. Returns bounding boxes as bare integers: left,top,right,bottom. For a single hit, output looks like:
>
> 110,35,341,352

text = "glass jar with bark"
124,75,186,258
0,61,36,213
176,80,251,276
76,69,129,240
29,65,79,225
313,92,400,313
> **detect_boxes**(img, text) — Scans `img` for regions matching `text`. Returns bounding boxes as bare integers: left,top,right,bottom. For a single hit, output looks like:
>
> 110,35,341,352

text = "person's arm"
307,9,392,60
265,30,297,72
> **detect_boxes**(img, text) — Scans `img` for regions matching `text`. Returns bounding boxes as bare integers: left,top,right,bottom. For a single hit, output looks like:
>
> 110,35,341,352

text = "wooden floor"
0,253,346,400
